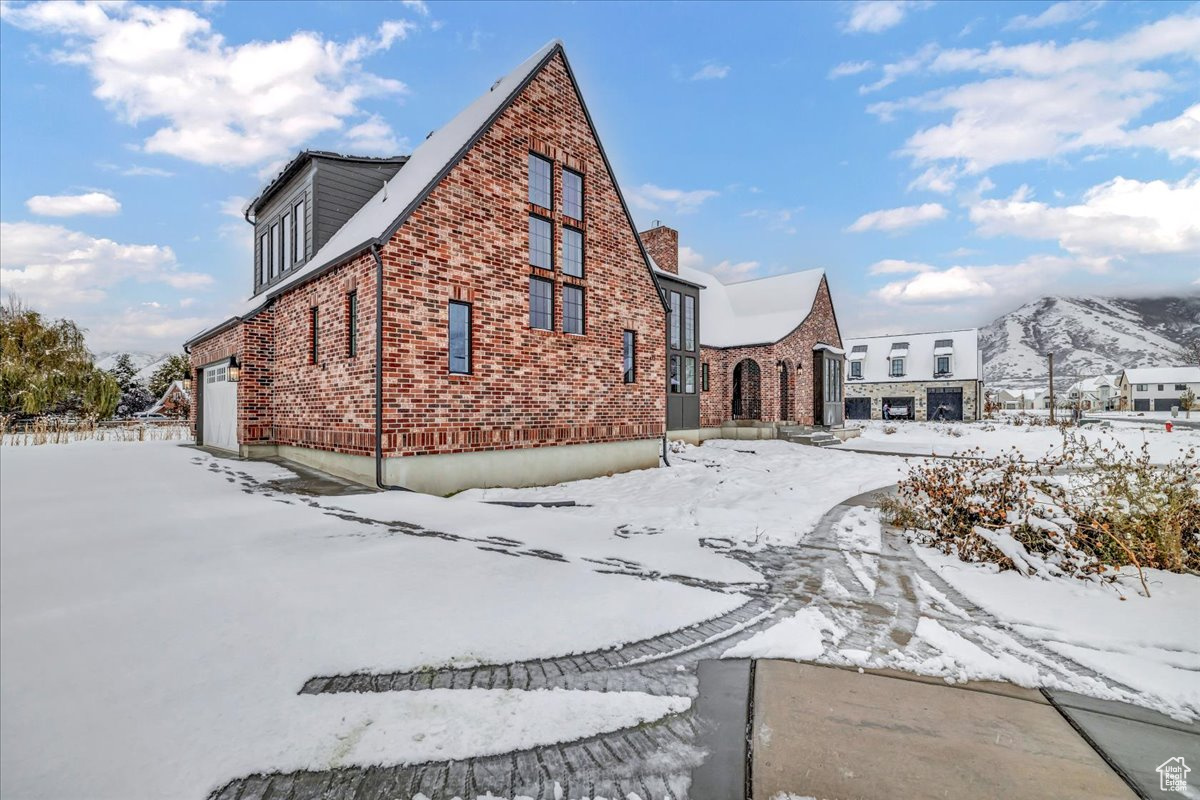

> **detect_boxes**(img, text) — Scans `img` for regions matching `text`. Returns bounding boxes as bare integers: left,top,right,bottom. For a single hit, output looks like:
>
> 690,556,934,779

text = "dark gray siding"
659,273,702,431
312,160,404,253
253,164,315,296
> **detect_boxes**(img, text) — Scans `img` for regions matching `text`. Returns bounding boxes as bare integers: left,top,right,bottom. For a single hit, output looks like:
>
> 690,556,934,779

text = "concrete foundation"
245,438,661,496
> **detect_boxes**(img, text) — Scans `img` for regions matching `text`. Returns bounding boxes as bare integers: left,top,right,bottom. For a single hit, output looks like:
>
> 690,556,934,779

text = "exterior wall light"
228,356,241,382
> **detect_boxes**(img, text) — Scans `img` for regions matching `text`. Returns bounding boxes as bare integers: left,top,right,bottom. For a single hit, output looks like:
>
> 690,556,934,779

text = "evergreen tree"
148,354,191,398
108,353,153,417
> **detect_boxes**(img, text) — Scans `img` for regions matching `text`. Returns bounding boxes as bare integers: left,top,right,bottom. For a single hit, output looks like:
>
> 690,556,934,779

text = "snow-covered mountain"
981,295,1200,388
94,351,175,384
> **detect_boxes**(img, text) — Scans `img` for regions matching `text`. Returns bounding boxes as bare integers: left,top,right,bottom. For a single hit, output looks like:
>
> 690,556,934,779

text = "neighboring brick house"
842,329,984,422
146,380,191,419
185,41,669,494
641,223,846,440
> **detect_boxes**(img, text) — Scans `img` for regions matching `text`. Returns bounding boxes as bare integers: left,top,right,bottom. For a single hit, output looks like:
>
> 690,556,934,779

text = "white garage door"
202,361,238,452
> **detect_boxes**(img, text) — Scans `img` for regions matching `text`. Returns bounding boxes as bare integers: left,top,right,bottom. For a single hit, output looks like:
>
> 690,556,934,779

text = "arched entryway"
732,358,761,420
778,361,792,422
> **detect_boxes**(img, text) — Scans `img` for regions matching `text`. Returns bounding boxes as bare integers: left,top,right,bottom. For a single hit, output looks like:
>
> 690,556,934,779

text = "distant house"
1065,374,1120,411
995,387,1043,410
145,380,191,418
1118,366,1200,411
843,329,983,421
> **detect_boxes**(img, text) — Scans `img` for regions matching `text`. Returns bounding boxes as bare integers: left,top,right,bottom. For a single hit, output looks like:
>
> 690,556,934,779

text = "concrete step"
788,432,841,448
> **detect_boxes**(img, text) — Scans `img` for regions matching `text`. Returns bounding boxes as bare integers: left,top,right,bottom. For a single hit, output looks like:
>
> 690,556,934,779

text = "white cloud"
0,221,212,306
847,203,947,233
741,206,804,235
690,63,730,81
877,266,996,302
908,165,960,194
626,183,719,216
1129,103,1200,161
842,1,931,34
26,191,121,217
868,258,934,275
873,254,1106,305
970,175,1200,256
401,1,430,16
829,60,873,79
1005,1,1105,31
85,305,215,352
1,2,415,167
219,195,249,219
342,114,406,154
709,259,762,281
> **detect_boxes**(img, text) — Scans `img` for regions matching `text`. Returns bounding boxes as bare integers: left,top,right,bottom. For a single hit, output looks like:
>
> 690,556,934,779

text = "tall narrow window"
684,295,695,351
309,307,319,364
529,215,553,270
293,198,306,264
347,291,358,358
563,227,583,277
270,223,281,278
670,355,681,393
529,277,553,330
281,212,291,272
449,301,471,374
528,153,552,209
850,361,862,378
701,362,710,391
685,357,696,393
623,330,636,383
563,285,584,334
563,168,583,219
258,231,269,285
669,291,681,349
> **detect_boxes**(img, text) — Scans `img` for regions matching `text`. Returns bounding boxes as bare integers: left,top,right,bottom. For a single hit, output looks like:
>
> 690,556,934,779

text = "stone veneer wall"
844,379,981,421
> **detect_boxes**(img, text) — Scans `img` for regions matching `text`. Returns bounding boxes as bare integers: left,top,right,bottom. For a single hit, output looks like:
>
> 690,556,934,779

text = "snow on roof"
843,328,981,383
189,40,564,343
1066,374,1119,393
675,264,826,348
1121,366,1200,384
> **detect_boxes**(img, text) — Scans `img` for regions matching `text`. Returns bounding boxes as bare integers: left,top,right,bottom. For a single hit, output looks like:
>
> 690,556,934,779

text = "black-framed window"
293,198,306,264
701,362,710,391
623,330,636,383
850,360,862,378
563,168,583,219
563,226,583,277
890,357,904,377
258,231,268,285
449,301,471,374
685,356,696,394
669,291,681,349
563,285,584,334
270,222,281,278
310,307,319,364
281,212,292,271
1136,384,1147,391
528,153,552,209
529,215,553,270
1158,384,1164,391
684,295,695,351
347,291,358,358
936,355,950,374
529,277,553,330
670,355,681,393
1176,383,1188,390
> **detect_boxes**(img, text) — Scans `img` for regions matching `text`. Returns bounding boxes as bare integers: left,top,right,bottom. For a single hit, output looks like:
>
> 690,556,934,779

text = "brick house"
640,223,846,442
842,329,984,421
185,41,669,494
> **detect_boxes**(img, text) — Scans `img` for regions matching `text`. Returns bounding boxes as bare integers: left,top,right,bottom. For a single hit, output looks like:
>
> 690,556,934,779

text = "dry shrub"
1,416,191,446
880,434,1200,594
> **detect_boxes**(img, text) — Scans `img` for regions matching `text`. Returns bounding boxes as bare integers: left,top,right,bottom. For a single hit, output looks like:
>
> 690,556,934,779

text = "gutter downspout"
372,242,410,492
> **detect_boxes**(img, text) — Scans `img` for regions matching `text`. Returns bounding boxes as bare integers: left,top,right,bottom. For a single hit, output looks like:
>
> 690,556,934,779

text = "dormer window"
888,342,909,377
933,338,953,376
849,345,866,380
890,357,905,377
850,360,862,379
936,355,951,375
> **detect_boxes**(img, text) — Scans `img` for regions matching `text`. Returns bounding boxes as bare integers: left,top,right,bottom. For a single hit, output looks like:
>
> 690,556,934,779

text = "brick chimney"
640,222,678,274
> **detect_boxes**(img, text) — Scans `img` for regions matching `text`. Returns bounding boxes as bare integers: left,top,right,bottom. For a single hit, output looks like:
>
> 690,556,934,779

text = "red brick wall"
699,276,842,427
640,225,678,274
188,50,666,459
188,324,239,442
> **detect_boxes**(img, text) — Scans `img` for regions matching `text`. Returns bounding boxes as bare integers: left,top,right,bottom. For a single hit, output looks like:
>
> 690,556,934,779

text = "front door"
822,354,844,427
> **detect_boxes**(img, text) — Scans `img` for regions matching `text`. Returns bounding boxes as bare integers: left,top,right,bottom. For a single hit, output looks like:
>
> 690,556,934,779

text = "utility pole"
1048,352,1055,424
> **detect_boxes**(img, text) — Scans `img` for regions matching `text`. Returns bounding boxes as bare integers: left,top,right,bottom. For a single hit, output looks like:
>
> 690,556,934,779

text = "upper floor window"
563,227,583,277
270,222,281,279
449,301,471,374
623,330,636,383
529,277,553,330
563,285,584,335
890,357,905,377
1136,383,1147,391
850,360,862,379
293,198,306,265
529,215,553,270
1158,384,1164,391
281,211,292,271
669,291,681,349
258,231,268,284
935,356,950,374
1176,383,1188,390
529,153,552,209
563,168,583,219
684,295,695,351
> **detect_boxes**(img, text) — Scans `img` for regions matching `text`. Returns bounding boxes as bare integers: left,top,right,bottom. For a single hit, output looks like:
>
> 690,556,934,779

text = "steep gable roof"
188,40,664,347
671,265,827,348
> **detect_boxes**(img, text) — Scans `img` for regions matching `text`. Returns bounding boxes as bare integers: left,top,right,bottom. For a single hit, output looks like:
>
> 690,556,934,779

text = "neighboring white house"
1117,366,1200,411
844,329,983,421
994,387,1045,410
1065,374,1121,411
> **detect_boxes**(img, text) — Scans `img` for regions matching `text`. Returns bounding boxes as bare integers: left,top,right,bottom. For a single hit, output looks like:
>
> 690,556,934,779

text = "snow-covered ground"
0,442,737,799
838,417,1199,462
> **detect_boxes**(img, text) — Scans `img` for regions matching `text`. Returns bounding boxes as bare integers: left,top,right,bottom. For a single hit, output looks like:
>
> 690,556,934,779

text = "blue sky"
1,0,1197,352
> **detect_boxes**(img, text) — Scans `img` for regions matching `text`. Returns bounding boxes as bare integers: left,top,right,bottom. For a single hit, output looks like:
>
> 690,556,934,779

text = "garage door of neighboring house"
1133,399,1151,411
926,387,964,421
882,397,914,420
1153,398,1178,411
201,360,238,452
845,397,871,420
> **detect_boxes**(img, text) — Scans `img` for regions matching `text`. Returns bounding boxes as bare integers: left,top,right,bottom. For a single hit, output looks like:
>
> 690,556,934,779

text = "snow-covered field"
0,442,739,799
